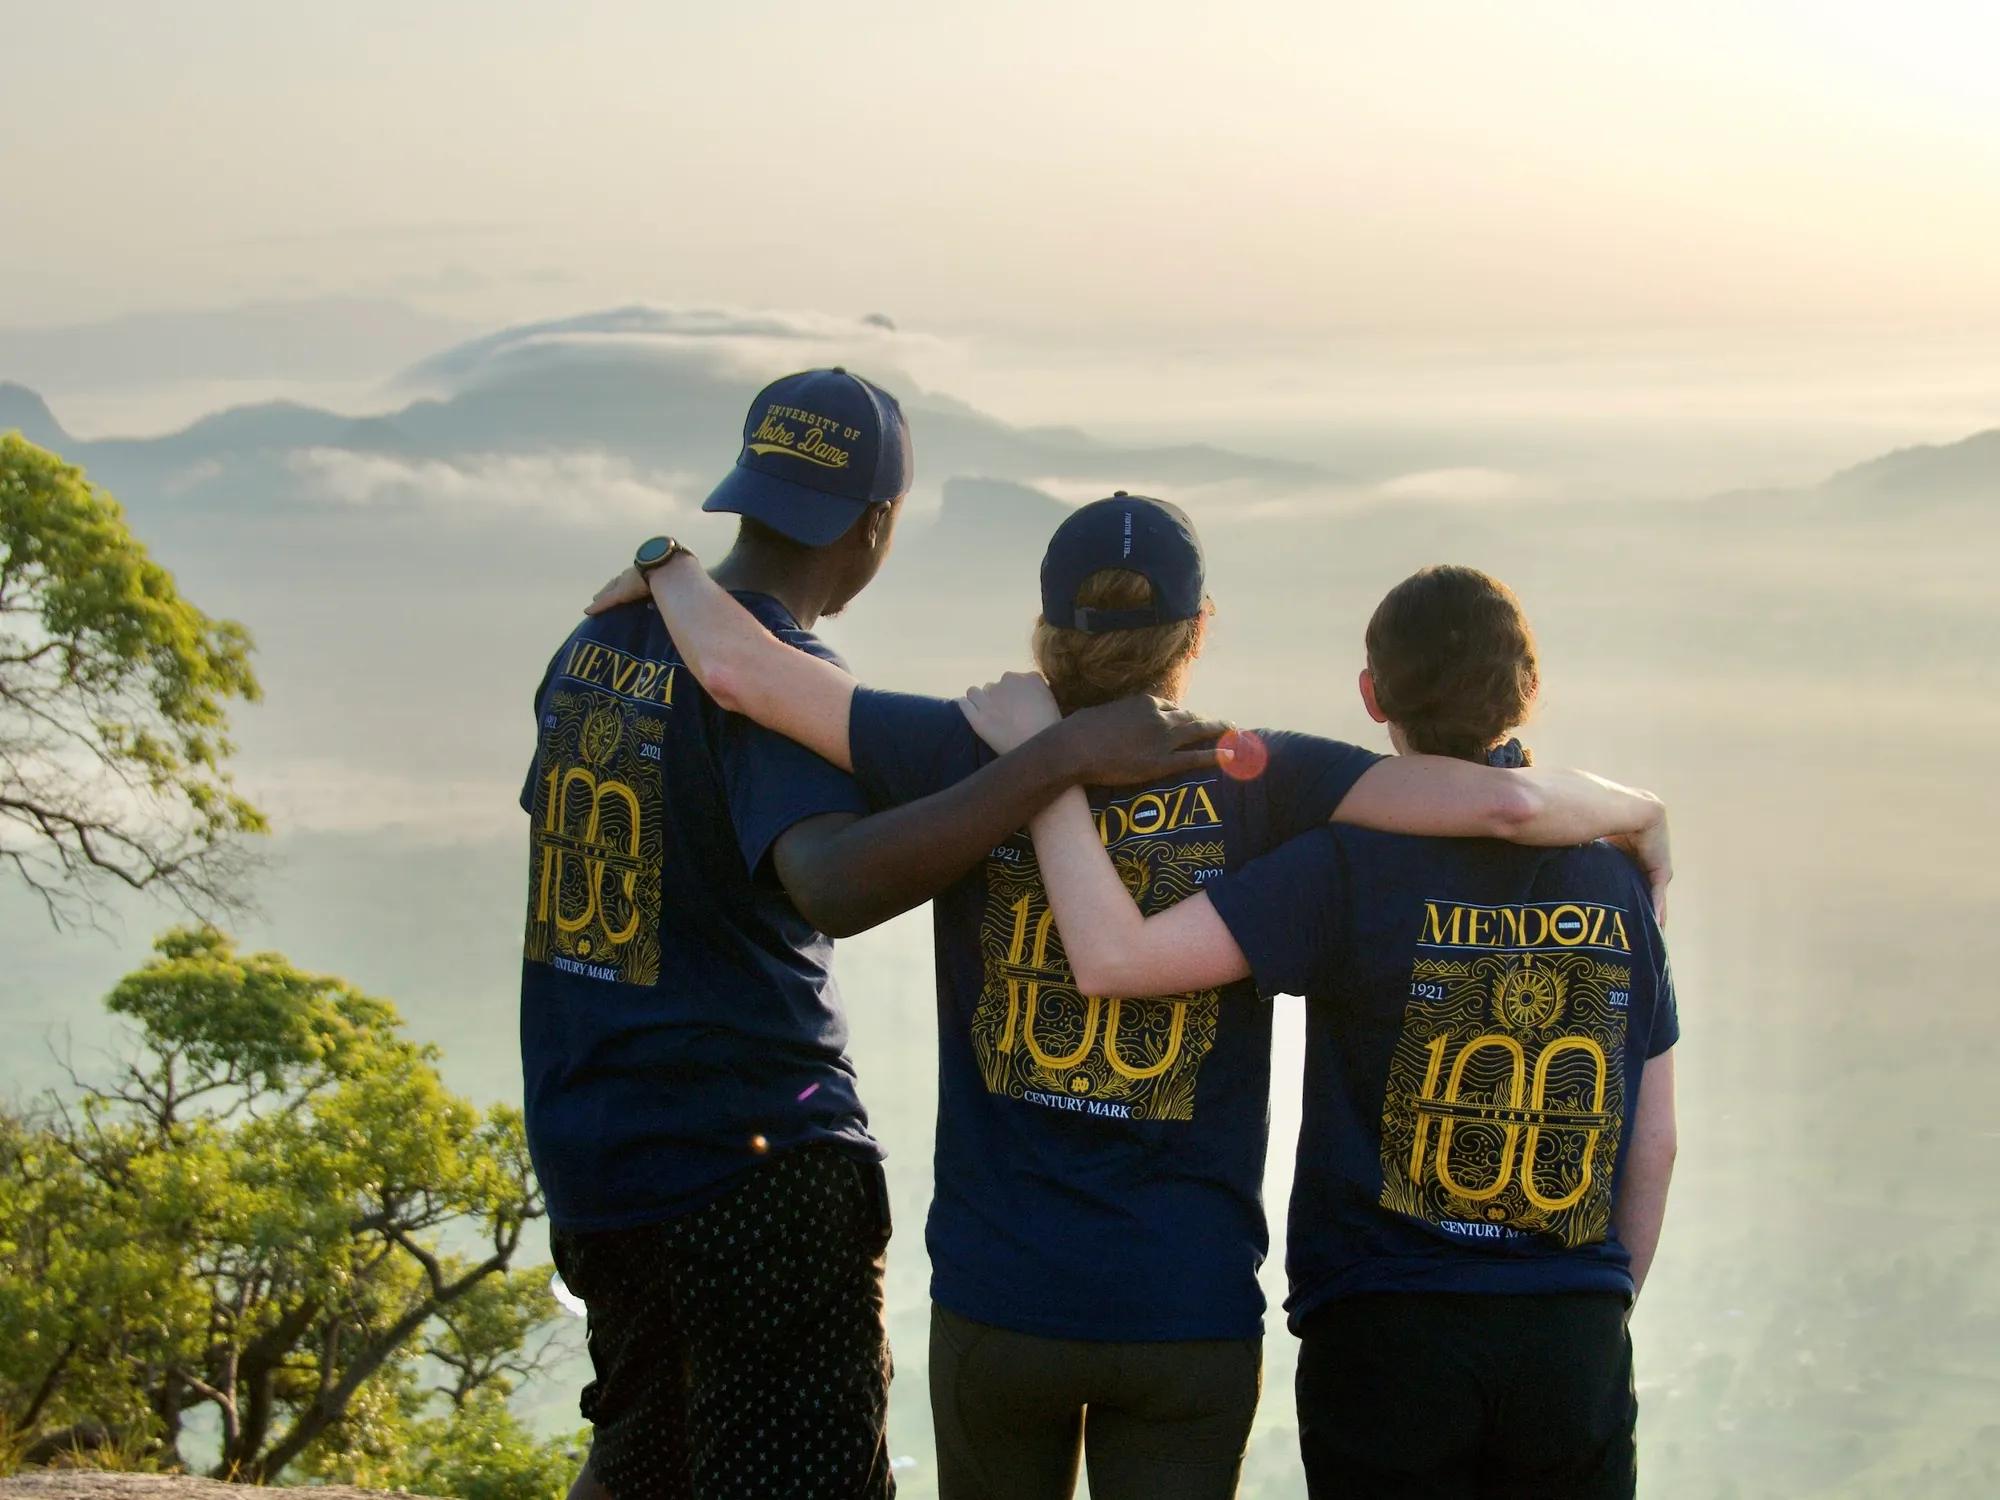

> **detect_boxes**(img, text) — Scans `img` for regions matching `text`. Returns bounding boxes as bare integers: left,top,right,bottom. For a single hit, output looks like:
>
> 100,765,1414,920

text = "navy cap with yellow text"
703,368,912,546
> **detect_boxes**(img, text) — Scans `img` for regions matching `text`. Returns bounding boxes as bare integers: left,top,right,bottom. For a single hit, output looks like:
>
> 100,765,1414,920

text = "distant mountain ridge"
1818,428,2000,507
3,306,1996,524
0,307,1325,524
0,381,68,450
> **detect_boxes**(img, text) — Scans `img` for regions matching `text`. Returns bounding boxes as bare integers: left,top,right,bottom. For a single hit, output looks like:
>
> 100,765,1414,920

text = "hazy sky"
6,0,1999,342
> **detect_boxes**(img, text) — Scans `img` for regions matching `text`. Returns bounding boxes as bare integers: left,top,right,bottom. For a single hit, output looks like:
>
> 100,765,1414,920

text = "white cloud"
1022,469,1559,521
1375,467,1533,504
163,457,223,495
1189,468,1556,522
286,447,687,524
404,304,955,397
1025,474,1311,514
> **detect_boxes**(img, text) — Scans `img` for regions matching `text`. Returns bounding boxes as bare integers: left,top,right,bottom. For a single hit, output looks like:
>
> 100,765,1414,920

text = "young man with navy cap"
702,365,913,546
524,375,1230,1500
586,488,1669,1500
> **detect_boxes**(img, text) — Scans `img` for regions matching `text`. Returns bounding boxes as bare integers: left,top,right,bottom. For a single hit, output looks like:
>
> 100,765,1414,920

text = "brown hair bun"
1366,565,1539,764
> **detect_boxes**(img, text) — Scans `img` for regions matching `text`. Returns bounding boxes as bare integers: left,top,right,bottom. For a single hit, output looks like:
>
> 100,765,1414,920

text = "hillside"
0,382,67,450
1818,426,2000,507
0,306,1325,522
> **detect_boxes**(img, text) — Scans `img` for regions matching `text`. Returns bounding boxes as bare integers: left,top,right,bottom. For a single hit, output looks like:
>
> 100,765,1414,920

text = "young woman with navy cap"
587,503,1669,1500
963,565,1678,1500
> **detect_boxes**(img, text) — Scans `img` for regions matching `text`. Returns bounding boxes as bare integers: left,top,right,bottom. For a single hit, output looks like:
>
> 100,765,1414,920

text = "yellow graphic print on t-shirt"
972,781,1226,1122
524,639,673,985
1379,899,1634,1247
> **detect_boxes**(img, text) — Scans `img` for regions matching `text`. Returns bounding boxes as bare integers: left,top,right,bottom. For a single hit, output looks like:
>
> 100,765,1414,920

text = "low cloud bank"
400,305,947,398
287,447,687,523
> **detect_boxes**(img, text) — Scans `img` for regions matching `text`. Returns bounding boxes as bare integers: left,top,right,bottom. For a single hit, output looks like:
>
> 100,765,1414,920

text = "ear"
1358,668,1389,724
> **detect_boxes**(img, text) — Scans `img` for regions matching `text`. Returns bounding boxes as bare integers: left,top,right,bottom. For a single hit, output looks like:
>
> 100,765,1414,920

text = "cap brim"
703,463,869,547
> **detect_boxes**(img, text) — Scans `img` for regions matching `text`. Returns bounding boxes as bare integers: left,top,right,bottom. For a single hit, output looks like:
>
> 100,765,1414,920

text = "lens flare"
1217,727,1268,782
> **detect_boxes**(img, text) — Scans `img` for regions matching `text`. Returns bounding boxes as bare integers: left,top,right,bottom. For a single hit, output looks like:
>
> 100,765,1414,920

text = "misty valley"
3,315,1995,1497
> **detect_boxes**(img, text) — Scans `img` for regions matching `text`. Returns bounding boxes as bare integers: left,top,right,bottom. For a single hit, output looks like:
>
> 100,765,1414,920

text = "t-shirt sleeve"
1203,826,1354,999
520,655,556,814
1649,952,1681,1057
1628,874,1681,1058
719,629,871,874
846,686,988,810
1590,846,1679,1058
1258,730,1386,842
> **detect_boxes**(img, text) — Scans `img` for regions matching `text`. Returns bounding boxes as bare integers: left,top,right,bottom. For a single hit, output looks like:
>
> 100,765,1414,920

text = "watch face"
635,536,673,566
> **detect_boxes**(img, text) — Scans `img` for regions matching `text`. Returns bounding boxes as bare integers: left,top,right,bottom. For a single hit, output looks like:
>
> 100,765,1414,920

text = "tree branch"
249,1247,515,1480
15,1335,80,1430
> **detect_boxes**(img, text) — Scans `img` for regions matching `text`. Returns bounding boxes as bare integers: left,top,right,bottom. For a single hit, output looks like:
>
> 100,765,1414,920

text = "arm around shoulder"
647,552,860,770
1332,756,1670,917
1333,755,1542,840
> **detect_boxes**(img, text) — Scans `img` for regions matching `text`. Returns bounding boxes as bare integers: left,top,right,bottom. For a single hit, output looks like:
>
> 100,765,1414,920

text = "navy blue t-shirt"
519,594,881,1232
848,689,1381,1341
1206,826,1679,1330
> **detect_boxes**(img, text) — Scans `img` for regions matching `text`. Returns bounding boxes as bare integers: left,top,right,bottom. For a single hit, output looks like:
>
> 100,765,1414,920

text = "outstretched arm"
1027,787,1250,996
954,673,1251,995
770,695,1230,937
958,676,1670,995
588,554,858,769
1019,762,1669,996
586,571,1233,938
1020,761,1669,998
1332,758,1670,917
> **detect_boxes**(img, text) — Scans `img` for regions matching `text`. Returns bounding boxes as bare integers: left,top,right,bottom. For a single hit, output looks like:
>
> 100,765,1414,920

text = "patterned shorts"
551,1146,896,1499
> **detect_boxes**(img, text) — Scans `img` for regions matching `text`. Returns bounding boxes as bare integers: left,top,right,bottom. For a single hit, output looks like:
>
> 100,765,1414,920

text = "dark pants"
550,1146,896,1500
1295,1291,1637,1500
928,1302,1262,1500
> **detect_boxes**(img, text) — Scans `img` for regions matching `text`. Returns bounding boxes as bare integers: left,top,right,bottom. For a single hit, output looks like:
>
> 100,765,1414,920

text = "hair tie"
1485,737,1527,769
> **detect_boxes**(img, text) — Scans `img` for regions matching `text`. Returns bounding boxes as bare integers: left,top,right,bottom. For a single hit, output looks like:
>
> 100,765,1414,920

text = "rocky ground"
0,1479,438,1499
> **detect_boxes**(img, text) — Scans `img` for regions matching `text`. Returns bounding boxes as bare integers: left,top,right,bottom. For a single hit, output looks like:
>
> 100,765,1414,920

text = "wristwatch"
634,535,689,576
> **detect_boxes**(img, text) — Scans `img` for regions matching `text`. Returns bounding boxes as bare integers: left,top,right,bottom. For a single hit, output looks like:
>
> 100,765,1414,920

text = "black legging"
1295,1290,1637,1500
928,1303,1262,1500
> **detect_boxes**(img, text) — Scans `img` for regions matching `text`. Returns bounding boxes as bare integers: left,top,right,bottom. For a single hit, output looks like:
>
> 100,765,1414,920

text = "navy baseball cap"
1040,492,1206,632
703,368,912,546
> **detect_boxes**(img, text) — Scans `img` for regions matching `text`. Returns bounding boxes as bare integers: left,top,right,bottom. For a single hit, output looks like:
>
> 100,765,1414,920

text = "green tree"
396,1388,584,1500
0,435,265,925
0,929,572,1492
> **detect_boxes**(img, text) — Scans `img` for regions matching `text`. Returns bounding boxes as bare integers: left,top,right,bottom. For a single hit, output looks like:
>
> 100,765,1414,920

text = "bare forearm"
1333,756,1652,842
1615,1050,1677,1298
646,553,858,768
1512,768,1662,845
783,722,1088,936
1029,790,1146,979
1614,1148,1674,1297
645,553,774,697
1028,791,1250,997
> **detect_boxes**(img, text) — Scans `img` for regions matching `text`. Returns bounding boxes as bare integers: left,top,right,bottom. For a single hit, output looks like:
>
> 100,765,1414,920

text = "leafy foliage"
0,929,575,1492
311,1387,586,1500
0,435,265,925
